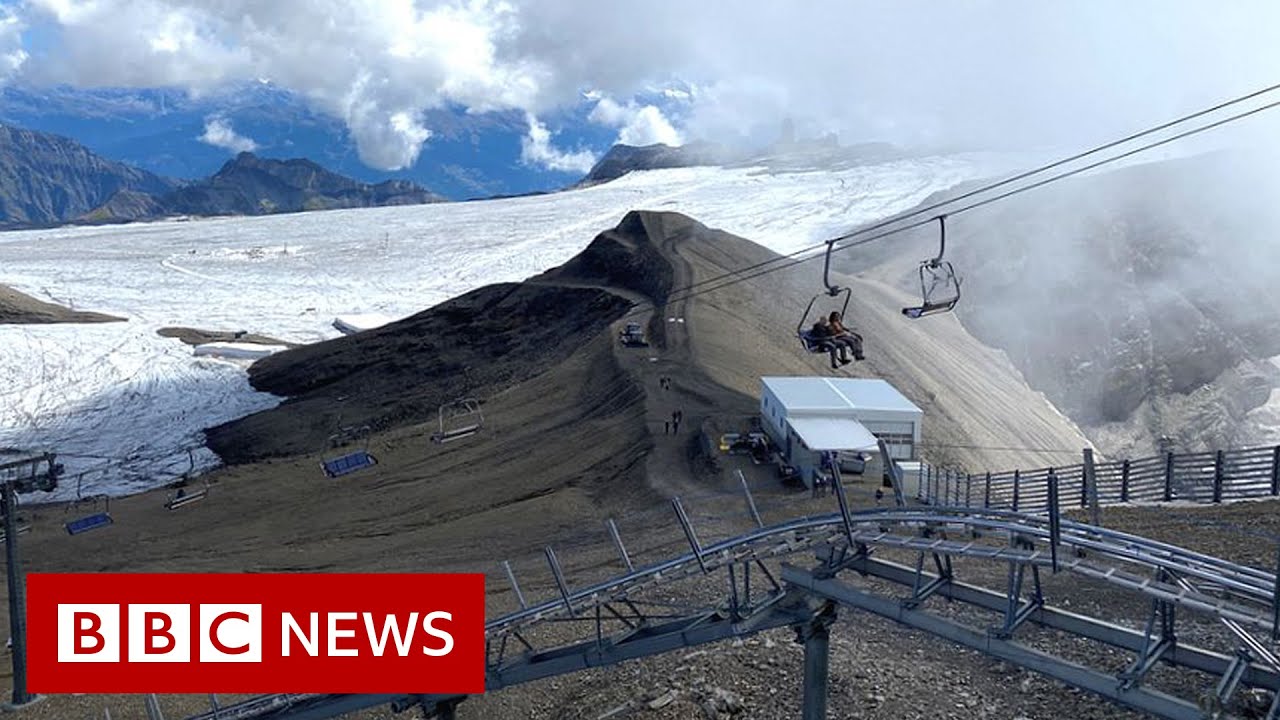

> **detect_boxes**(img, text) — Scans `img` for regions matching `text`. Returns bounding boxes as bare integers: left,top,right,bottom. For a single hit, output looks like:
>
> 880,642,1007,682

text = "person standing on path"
672,410,682,434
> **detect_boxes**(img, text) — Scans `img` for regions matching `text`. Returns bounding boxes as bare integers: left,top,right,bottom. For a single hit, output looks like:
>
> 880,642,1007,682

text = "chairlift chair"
0,523,31,544
902,215,962,319
797,239,853,352
320,423,377,478
163,448,209,509
619,322,650,348
65,488,113,535
165,479,210,510
431,398,484,444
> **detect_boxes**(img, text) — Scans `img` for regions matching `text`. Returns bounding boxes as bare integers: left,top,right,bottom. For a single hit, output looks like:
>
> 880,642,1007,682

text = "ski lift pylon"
902,215,962,319
797,239,852,352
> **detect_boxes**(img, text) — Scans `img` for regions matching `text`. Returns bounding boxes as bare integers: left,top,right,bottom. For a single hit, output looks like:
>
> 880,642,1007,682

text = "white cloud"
199,116,258,154
588,97,682,147
520,113,596,174
7,1,1280,165
0,7,28,82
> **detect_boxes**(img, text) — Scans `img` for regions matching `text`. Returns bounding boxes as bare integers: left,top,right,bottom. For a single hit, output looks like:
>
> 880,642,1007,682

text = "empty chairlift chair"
165,479,209,510
619,321,650,347
0,524,31,544
165,448,209,509
902,215,962,319
63,472,114,535
320,423,378,478
431,398,484,444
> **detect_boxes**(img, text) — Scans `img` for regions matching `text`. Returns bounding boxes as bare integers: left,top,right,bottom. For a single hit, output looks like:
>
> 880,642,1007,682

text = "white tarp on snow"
193,342,290,360
787,416,880,452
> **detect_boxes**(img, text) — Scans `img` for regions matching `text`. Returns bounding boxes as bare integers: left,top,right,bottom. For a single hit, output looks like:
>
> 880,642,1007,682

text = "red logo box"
26,573,485,693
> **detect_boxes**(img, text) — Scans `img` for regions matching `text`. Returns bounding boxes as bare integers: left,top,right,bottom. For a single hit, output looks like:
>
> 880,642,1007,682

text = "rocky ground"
0,283,123,324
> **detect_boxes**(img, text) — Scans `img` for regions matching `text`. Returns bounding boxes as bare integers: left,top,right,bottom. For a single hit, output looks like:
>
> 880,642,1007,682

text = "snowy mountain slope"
0,153,1019,497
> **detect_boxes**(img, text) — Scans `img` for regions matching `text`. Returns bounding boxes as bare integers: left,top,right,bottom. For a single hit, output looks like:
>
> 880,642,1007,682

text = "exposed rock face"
905,151,1280,455
581,142,732,185
163,152,447,216
582,140,914,186
0,123,175,227
0,124,447,228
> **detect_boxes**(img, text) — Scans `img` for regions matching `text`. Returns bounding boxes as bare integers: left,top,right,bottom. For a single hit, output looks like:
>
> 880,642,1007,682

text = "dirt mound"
542,210,676,299
0,283,123,324
206,282,633,462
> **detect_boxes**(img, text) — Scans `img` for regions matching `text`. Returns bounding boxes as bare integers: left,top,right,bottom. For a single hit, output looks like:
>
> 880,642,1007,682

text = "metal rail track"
188,505,1280,720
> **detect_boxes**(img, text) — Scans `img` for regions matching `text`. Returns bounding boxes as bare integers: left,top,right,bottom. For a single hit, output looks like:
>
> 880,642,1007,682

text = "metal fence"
919,444,1280,513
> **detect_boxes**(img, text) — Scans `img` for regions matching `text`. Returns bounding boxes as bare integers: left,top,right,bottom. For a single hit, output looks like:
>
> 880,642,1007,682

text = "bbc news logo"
27,574,484,693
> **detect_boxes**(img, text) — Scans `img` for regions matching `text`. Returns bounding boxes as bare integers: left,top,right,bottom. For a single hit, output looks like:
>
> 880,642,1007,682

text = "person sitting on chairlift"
810,317,851,369
828,311,865,361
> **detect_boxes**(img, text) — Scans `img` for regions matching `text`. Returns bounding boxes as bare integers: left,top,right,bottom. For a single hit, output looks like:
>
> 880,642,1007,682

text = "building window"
875,432,914,446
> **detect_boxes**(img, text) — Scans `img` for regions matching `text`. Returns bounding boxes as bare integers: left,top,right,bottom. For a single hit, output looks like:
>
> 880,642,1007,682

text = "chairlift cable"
638,93,1280,314
645,81,1280,304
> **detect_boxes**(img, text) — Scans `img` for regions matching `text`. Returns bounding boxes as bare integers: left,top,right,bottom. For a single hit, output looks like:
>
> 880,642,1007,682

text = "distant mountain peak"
0,123,176,228
164,149,447,217
0,122,446,229
581,142,733,185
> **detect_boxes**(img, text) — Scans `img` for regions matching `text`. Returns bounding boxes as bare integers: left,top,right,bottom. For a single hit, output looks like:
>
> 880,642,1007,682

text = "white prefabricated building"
759,377,924,486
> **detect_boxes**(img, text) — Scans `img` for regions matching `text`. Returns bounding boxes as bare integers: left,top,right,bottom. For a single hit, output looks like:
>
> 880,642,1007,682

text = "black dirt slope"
540,210,675,303
0,283,124,324
205,282,632,462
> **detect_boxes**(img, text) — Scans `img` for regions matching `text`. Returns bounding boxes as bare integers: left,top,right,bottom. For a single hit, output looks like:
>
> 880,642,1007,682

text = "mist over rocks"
903,151,1280,456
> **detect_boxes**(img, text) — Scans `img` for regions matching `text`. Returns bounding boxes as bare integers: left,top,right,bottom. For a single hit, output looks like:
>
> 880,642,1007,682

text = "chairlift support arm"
822,239,843,296
931,215,947,267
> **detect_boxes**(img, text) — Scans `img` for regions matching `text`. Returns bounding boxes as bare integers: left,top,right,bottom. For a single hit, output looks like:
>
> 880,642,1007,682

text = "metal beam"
502,560,527,610
671,498,706,573
783,566,1204,720
737,471,764,528
832,555,1280,691
487,599,814,692
544,547,573,615
3,483,30,705
250,695,413,720
799,612,833,720
605,519,634,572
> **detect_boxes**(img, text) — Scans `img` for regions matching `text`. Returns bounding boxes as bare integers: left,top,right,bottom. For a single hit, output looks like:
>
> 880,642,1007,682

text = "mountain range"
0,123,446,228
0,84,604,199
0,120,827,229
